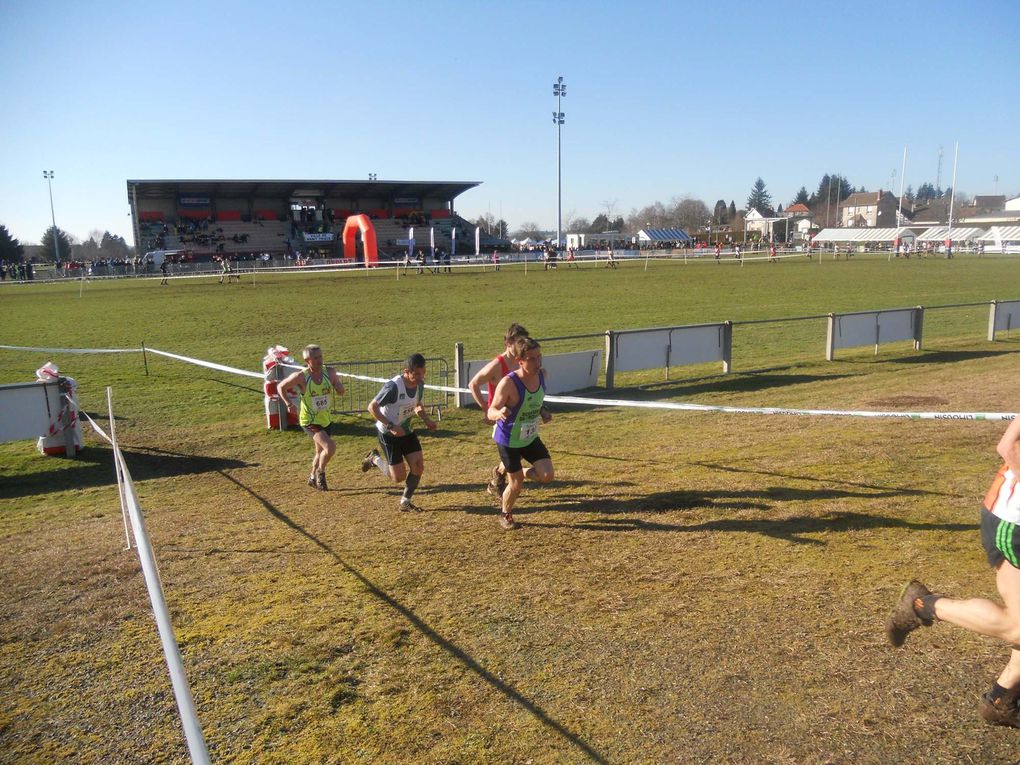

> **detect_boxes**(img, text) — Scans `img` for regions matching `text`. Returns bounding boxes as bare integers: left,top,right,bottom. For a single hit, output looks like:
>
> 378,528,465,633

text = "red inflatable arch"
342,214,379,266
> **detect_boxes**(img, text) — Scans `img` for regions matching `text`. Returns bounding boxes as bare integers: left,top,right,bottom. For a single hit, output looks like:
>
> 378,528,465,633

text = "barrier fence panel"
329,357,451,417
605,323,732,387
0,380,63,443
989,300,1020,340
826,308,923,360
455,346,603,407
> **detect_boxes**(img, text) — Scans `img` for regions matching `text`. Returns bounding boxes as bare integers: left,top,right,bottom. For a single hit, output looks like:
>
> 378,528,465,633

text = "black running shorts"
378,431,422,465
497,437,550,474
981,506,1020,569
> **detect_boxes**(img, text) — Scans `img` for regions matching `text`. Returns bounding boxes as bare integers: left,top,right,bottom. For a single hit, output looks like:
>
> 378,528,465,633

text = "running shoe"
885,580,934,647
978,691,1020,728
307,474,317,489
361,449,379,473
399,499,424,513
486,465,507,498
316,471,328,491
499,512,518,530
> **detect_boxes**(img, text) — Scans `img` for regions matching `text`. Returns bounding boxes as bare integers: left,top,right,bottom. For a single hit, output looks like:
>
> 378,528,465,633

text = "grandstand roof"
126,179,481,202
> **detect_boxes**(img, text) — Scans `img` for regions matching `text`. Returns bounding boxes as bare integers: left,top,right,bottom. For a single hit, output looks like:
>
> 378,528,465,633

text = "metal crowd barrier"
328,356,451,418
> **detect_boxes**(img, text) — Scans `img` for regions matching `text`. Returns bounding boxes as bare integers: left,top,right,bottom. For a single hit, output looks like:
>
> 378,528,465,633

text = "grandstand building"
126,179,501,261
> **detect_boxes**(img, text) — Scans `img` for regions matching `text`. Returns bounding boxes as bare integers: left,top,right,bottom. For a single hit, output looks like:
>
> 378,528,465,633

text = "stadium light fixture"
368,173,377,181
552,76,566,252
42,170,61,263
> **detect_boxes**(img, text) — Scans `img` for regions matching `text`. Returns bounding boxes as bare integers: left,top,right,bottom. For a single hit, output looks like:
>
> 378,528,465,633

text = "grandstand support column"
454,342,465,408
604,331,616,390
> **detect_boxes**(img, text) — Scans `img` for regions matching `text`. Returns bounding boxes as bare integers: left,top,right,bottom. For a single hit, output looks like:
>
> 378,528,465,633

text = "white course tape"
0,344,141,353
63,395,113,444
286,364,1016,422
145,348,265,380
6,345,1014,422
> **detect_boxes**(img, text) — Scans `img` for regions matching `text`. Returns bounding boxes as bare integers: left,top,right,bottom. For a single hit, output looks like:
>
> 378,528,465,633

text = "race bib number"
313,394,330,412
398,402,417,423
519,420,539,441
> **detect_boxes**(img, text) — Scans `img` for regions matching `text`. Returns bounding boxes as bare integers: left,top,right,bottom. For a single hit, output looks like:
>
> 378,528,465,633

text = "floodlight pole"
43,170,61,263
553,76,566,253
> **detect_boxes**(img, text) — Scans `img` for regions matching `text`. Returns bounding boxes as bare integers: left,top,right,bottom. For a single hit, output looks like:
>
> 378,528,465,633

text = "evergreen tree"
713,199,728,224
746,178,773,214
40,226,73,262
793,187,809,205
0,224,25,263
728,201,736,219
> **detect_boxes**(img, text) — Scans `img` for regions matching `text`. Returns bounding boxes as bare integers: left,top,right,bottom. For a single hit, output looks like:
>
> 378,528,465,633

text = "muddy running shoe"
499,512,518,531
361,449,379,473
486,465,507,498
399,499,424,513
307,473,317,489
316,471,328,491
978,691,1020,728
885,580,935,647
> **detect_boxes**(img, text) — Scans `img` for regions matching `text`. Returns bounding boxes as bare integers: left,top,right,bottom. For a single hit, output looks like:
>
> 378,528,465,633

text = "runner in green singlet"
278,344,345,491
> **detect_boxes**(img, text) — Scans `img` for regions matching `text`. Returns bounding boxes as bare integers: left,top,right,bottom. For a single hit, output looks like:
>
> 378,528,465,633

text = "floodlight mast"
553,76,565,253
43,170,61,263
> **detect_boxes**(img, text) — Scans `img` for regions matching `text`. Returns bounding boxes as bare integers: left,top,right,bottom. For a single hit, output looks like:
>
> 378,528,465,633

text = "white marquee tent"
916,226,987,242
812,227,915,244
978,226,1020,253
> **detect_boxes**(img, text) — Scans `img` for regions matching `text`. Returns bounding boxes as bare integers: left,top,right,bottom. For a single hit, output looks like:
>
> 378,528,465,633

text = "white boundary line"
6,344,1016,422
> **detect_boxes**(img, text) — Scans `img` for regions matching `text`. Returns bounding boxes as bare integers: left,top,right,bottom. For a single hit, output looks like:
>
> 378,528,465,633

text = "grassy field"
2,254,1020,764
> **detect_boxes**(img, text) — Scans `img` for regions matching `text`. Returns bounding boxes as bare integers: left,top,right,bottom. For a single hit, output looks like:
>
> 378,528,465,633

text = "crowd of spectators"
1,260,33,281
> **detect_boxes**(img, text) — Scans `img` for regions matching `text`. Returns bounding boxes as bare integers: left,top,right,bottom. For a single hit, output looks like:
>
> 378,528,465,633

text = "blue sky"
1,0,1017,245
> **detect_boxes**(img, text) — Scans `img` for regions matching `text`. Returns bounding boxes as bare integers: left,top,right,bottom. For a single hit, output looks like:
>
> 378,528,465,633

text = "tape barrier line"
63,395,113,444
0,344,141,353
145,348,265,380
280,362,1015,422
6,345,1015,422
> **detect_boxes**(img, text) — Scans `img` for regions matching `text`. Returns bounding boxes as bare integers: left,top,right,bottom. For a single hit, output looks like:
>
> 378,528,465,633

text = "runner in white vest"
362,353,437,512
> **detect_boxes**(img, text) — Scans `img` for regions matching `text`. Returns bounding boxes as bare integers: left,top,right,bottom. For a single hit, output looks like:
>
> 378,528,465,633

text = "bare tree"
670,196,711,233
513,221,546,239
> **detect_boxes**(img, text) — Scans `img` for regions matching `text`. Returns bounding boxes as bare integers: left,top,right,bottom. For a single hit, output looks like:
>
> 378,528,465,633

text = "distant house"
906,198,950,226
840,190,899,227
783,203,811,219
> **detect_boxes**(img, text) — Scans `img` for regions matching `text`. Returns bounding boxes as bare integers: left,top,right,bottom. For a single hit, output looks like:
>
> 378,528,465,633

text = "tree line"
0,225,132,264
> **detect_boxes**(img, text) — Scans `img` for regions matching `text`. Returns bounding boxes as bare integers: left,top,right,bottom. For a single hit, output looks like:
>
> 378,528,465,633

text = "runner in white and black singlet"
361,353,437,512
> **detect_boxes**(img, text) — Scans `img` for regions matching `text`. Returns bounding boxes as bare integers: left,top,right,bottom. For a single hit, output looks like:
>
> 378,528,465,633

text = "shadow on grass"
896,349,1017,365
0,445,253,500
526,511,976,545
218,471,610,765
690,460,958,498
627,372,858,400
459,482,932,521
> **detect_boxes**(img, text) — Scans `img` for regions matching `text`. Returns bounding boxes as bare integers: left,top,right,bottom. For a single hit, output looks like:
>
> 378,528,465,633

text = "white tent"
978,226,1020,253
812,227,915,244
916,226,987,242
